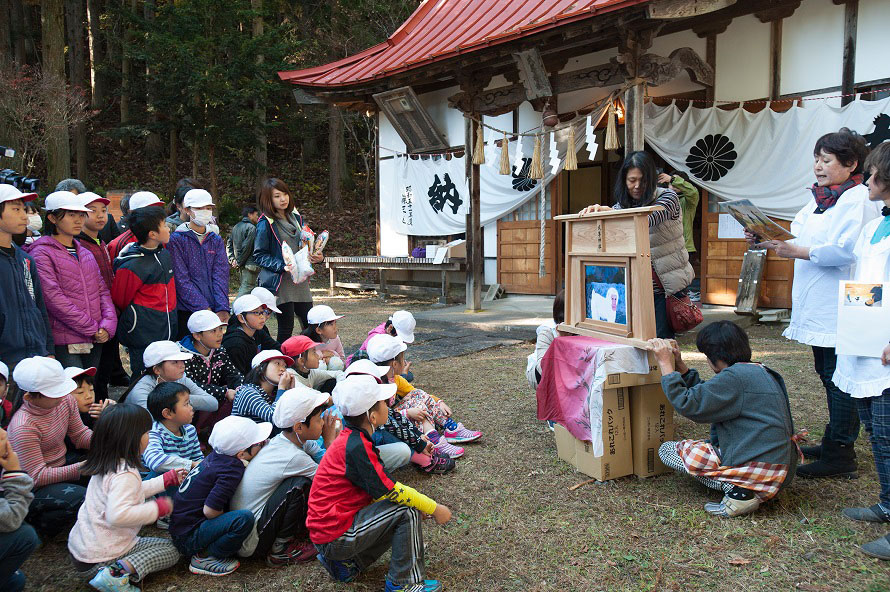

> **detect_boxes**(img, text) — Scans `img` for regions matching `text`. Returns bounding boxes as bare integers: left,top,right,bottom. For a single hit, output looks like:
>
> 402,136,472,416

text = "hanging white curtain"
644,96,890,220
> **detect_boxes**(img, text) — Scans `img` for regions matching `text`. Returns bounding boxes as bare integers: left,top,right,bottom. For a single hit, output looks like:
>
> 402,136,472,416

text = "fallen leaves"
728,557,752,566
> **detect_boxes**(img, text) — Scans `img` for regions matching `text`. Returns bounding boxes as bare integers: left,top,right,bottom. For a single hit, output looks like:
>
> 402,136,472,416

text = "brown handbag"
667,291,703,333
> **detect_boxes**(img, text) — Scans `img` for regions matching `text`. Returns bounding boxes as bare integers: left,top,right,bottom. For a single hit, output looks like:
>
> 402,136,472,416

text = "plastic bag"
281,242,315,284
313,230,329,257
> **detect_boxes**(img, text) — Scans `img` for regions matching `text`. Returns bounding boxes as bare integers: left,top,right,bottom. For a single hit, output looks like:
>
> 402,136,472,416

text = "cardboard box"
442,239,466,258
552,387,633,482
629,383,675,478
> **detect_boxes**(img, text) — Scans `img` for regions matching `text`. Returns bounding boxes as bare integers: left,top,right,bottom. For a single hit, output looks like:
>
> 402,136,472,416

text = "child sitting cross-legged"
231,386,338,566
169,415,269,576
231,350,295,424
281,335,344,394
222,294,280,376
67,404,186,592
8,357,92,538
302,305,346,371
368,334,480,459
120,340,217,412
648,321,801,518
310,375,452,591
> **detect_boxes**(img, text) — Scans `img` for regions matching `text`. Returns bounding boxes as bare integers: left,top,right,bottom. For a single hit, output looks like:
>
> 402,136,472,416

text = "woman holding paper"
750,128,879,479
580,151,694,338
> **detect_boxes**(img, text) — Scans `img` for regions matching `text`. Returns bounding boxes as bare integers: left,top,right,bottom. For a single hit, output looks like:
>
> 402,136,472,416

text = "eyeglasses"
246,310,273,317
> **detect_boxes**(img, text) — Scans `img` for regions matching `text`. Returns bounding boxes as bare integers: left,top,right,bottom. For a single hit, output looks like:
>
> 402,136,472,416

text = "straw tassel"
472,122,486,165
565,126,578,171
498,132,511,175
530,135,544,179
604,103,620,150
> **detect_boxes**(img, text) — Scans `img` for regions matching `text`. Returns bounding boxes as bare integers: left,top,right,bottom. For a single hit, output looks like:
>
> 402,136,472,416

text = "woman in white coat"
832,143,890,560
752,129,878,478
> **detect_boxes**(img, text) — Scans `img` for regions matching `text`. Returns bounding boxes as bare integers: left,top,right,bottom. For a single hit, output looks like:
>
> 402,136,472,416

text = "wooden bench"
324,256,466,304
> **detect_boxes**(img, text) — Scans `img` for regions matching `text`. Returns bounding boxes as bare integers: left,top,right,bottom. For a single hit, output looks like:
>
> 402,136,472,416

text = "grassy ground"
23,295,890,591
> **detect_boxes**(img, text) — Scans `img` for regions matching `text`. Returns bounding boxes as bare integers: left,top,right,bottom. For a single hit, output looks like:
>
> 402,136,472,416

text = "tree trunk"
169,128,178,187
191,134,200,179
327,104,342,209
143,0,163,157
41,0,72,187
252,0,267,176
208,141,218,199
120,0,135,128
66,0,88,182
0,4,12,63
86,0,105,108
10,0,26,66
20,2,39,65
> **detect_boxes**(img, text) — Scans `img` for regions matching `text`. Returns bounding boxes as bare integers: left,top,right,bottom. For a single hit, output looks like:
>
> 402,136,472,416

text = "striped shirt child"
142,421,203,473
231,384,277,423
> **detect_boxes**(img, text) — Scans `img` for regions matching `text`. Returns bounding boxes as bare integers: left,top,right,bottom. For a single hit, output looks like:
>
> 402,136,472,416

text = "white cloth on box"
587,345,650,457
782,184,880,347
833,219,890,399
643,96,890,220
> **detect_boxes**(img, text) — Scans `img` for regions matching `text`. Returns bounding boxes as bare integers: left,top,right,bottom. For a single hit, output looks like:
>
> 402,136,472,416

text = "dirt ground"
22,293,890,591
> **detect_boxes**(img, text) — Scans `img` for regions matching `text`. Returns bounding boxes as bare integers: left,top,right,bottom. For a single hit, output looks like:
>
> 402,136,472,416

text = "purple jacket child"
167,224,230,314
24,235,117,345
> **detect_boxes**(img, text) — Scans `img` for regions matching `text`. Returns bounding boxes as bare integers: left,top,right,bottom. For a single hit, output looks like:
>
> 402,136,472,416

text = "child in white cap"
309,375,452,591
346,311,416,382
231,350,295,423
302,304,346,371
222,294,280,375
230,386,337,565
119,340,217,412
169,415,270,576
7,356,91,538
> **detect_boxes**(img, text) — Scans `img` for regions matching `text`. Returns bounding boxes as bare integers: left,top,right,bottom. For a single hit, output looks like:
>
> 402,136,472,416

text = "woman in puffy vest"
582,151,694,338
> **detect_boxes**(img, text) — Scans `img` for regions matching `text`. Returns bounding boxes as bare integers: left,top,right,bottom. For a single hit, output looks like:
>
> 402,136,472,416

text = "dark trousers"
172,509,254,559
26,482,87,538
177,310,193,341
252,476,311,558
0,524,39,592
54,344,103,372
275,301,313,343
813,346,860,444
654,292,674,339
857,389,890,507
94,335,129,401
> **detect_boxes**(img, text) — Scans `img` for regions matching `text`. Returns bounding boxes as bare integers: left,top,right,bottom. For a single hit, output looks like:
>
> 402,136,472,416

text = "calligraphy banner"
644,96,890,220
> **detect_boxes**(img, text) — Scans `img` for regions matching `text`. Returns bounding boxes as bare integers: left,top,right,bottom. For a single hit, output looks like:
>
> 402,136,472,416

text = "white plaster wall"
484,258,497,285
715,15,770,101
377,155,410,257
484,222,496,258
856,0,890,84
379,110,406,155
782,0,844,95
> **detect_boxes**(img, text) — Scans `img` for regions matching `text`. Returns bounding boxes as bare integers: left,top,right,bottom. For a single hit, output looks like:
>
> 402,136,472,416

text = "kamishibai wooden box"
553,207,661,348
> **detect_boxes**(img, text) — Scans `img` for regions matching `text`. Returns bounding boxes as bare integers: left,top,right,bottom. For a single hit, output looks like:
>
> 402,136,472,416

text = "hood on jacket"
117,241,155,261
23,234,83,256
175,221,220,236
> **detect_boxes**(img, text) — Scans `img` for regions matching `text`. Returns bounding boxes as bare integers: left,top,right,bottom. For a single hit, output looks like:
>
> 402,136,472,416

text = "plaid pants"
659,440,789,501
315,501,425,587
813,346,861,444
394,390,448,430
74,537,180,582
856,389,890,506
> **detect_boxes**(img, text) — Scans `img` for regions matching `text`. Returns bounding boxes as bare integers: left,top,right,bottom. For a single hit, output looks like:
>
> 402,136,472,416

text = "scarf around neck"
811,174,864,214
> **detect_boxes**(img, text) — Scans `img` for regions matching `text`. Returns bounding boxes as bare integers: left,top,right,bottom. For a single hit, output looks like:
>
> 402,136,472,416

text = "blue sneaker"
384,579,444,592
316,553,360,582
88,567,140,591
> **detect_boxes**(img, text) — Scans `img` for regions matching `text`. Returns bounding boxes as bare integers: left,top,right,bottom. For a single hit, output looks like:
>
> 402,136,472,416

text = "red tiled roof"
279,0,648,88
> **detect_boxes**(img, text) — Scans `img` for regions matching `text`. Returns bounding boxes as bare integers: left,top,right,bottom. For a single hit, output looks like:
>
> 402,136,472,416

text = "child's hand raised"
322,413,341,446
278,371,295,390
432,504,452,525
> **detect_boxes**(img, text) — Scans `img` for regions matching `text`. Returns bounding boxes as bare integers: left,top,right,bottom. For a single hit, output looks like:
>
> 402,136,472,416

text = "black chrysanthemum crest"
686,134,737,182
512,157,538,192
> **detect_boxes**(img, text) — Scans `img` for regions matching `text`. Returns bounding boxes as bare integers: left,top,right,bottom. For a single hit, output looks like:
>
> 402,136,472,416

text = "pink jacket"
25,236,117,345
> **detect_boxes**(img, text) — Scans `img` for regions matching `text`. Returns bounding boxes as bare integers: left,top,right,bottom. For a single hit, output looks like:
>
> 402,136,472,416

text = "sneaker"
316,553,360,582
88,567,139,592
188,555,240,576
443,422,481,444
384,579,444,592
155,515,170,530
434,438,464,459
704,495,760,518
266,540,318,566
688,290,701,303
860,533,890,560
842,504,890,523
419,453,456,475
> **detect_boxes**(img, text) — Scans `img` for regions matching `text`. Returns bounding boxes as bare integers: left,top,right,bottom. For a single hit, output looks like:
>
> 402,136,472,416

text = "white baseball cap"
129,191,164,210
187,310,226,333
183,188,214,208
233,294,265,316
0,360,8,381
272,386,330,428
143,340,193,368
79,191,110,206
390,310,416,343
250,287,282,314
12,356,78,398
367,334,408,363
343,359,391,379
63,366,97,381
251,349,294,369
0,184,37,204
209,415,273,456
44,191,91,212
307,305,344,325
333,374,397,417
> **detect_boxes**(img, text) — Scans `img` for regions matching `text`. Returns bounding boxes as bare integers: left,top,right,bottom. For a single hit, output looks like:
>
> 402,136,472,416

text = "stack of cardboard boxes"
553,361,675,481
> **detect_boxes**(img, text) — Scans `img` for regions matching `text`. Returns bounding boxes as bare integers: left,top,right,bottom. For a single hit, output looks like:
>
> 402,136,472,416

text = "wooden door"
497,220,560,294
700,190,794,308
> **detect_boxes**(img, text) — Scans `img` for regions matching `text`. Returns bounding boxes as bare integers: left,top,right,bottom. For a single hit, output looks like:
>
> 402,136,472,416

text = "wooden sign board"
554,207,660,348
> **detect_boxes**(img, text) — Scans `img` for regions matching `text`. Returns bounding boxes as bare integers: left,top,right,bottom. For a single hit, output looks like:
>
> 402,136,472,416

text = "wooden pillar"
624,82,645,153
466,116,483,311
841,0,858,106
705,34,717,102
769,19,783,100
